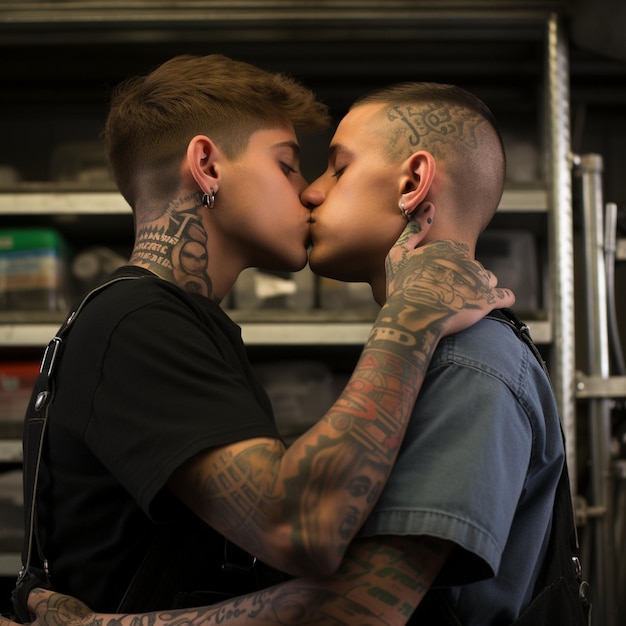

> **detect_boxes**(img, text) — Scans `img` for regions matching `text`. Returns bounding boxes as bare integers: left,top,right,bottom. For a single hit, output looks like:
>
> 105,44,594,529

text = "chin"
309,259,362,283
278,254,308,273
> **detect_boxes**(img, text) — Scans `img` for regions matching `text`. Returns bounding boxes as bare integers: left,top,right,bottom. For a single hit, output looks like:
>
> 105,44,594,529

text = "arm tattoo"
29,537,446,626
177,240,496,572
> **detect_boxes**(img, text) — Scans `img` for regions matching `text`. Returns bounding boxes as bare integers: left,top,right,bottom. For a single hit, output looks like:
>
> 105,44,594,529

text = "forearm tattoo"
28,536,445,626
170,231,500,574
183,239,497,573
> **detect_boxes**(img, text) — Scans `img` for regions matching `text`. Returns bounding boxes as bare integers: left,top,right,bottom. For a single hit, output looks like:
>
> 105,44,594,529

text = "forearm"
172,299,443,576
170,238,511,575
26,536,450,626
276,301,443,570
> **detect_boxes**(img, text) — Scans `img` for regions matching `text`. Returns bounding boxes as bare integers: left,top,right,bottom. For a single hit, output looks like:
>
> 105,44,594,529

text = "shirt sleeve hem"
358,507,500,584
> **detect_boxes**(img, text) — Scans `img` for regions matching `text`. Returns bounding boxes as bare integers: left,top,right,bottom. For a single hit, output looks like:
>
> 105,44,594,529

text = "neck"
370,271,387,307
129,192,220,301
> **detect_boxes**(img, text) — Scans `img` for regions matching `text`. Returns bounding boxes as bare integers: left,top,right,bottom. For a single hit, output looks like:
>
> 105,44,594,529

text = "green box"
0,228,69,311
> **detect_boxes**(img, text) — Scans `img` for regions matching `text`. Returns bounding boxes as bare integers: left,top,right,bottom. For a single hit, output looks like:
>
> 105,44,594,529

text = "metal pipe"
604,202,626,375
576,153,617,626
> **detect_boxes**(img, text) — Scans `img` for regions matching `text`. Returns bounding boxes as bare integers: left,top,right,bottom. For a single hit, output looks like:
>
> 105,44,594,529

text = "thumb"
385,220,426,280
392,219,424,254
28,588,91,625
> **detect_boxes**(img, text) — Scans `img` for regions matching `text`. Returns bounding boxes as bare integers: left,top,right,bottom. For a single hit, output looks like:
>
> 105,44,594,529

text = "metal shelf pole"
576,153,618,626
545,14,577,490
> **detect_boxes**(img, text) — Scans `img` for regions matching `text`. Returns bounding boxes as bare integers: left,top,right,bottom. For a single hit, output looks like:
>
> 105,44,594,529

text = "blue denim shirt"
359,316,564,625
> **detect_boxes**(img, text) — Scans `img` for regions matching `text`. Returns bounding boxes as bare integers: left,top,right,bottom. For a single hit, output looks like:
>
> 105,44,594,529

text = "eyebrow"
328,143,352,161
273,140,301,159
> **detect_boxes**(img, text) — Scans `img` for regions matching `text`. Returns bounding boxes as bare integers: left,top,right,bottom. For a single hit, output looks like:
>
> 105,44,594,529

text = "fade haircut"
353,82,506,232
104,54,330,207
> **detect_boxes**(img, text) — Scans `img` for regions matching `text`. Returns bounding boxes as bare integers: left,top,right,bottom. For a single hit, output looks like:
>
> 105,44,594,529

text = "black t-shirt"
37,267,281,611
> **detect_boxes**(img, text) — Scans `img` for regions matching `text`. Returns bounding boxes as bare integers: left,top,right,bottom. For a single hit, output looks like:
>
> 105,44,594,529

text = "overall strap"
14,275,145,614
485,308,549,377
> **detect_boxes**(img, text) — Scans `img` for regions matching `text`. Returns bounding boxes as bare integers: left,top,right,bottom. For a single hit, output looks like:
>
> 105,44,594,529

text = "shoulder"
60,272,243,374
429,313,560,426
432,315,532,378
71,271,224,334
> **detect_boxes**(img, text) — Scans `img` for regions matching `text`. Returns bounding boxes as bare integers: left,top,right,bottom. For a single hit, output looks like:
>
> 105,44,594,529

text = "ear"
398,150,436,219
186,135,220,194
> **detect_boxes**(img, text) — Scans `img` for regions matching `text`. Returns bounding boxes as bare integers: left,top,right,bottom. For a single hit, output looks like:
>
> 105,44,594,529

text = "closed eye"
332,166,346,179
280,162,299,176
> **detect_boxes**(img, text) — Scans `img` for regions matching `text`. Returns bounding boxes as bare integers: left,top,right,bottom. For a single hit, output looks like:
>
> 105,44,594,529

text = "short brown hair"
104,54,330,206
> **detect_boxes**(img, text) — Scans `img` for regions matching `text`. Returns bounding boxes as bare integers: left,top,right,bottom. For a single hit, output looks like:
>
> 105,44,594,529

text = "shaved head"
352,82,506,237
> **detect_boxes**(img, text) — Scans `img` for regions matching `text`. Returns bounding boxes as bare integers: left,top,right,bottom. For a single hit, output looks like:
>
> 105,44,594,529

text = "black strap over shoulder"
486,308,550,377
11,275,145,622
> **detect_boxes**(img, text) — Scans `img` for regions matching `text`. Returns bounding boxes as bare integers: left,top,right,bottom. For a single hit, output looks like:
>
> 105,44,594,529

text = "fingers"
27,588,92,626
483,269,516,309
494,286,516,309
382,238,518,338
387,238,515,305
387,221,424,261
28,587,53,620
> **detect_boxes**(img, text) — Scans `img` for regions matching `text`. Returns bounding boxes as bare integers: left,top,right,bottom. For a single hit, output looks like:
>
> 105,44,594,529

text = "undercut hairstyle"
353,82,507,233
104,54,330,207
352,81,504,159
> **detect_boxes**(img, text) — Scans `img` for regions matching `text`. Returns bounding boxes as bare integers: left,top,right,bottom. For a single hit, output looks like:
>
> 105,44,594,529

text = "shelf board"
0,440,22,463
0,190,130,215
0,184,550,347
0,552,21,577
0,3,563,36
243,319,553,344
497,187,548,212
0,318,552,347
0,187,546,215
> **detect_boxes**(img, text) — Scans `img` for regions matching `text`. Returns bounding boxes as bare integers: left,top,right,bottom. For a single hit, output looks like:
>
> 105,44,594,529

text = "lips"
306,218,316,248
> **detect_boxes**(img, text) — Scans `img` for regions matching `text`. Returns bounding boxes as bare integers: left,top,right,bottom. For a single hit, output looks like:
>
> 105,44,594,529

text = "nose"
300,180,325,209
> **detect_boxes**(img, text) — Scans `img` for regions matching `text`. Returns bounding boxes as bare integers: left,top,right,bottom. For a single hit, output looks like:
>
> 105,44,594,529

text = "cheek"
310,186,402,276
249,181,303,228
310,219,392,281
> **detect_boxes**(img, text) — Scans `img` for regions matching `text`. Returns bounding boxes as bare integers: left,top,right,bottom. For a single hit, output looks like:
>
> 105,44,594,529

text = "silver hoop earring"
399,199,409,221
202,188,216,209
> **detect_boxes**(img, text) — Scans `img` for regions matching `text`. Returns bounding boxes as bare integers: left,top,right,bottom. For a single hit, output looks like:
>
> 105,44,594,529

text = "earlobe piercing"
399,199,410,221
202,188,216,209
